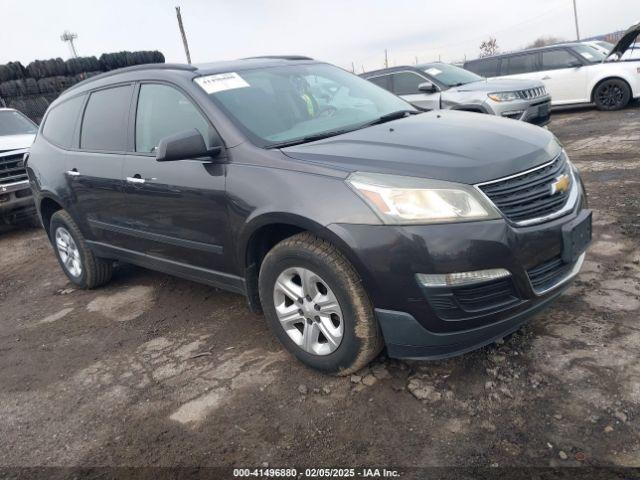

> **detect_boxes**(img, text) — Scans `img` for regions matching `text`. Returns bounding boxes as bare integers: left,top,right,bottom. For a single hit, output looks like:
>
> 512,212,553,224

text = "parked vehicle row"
463,23,640,111
361,62,551,125
27,57,591,374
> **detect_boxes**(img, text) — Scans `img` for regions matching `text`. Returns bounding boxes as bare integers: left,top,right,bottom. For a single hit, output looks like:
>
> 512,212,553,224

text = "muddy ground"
1,107,639,475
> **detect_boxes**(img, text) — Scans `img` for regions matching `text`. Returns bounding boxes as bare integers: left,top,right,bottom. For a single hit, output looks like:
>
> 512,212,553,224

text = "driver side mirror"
155,129,222,162
418,81,438,93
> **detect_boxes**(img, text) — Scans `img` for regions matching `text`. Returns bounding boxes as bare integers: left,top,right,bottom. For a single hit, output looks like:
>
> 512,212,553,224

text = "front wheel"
593,79,631,111
258,232,383,375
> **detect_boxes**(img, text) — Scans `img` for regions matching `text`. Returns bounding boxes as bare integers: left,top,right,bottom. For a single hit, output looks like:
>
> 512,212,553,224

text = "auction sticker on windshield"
195,72,250,94
425,68,443,76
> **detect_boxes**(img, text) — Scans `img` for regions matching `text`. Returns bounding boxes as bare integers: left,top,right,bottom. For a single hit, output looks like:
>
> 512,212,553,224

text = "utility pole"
351,61,355,73
384,49,388,68
175,6,192,64
415,56,418,65
60,31,79,58
572,0,581,40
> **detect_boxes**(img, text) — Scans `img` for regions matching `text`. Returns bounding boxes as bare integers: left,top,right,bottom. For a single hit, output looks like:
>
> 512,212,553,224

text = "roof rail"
66,63,197,92
241,55,314,61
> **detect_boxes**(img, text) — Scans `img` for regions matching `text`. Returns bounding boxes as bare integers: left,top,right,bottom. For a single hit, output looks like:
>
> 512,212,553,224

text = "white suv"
463,23,640,111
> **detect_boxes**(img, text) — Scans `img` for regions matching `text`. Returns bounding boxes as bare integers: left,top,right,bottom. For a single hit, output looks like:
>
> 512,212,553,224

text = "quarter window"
42,95,85,148
503,53,538,75
135,84,212,153
541,49,581,70
391,72,425,95
80,85,133,151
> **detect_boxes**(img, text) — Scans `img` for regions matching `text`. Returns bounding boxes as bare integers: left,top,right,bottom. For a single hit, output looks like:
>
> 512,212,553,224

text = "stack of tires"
0,51,165,124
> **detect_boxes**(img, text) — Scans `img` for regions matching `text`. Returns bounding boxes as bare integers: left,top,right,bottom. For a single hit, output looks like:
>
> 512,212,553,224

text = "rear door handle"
66,169,80,176
126,176,146,184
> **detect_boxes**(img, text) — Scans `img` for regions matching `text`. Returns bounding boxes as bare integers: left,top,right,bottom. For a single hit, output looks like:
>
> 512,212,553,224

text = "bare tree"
526,36,565,49
479,37,500,58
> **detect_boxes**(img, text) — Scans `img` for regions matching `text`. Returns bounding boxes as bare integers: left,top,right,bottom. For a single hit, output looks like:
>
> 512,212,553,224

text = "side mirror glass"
418,81,437,93
155,129,222,162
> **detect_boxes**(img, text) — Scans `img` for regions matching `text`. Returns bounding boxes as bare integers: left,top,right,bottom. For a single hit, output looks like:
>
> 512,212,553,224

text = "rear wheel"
258,232,383,375
50,210,113,289
593,78,631,111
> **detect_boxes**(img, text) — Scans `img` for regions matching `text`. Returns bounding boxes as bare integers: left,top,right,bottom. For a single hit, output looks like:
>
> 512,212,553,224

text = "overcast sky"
2,0,638,71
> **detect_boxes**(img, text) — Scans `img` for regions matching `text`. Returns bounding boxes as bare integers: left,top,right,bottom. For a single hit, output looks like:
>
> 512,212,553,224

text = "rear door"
120,82,228,273
66,84,134,244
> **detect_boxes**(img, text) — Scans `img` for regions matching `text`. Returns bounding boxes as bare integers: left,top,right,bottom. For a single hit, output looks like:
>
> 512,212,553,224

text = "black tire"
49,210,113,289
259,232,383,375
593,78,631,111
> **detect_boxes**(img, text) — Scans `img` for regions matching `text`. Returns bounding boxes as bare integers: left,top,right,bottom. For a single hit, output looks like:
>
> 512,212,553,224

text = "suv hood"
282,110,560,184
451,77,544,93
0,133,35,153
607,22,640,59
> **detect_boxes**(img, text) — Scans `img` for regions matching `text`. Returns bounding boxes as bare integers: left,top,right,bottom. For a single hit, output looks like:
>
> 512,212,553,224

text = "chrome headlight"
488,91,520,102
347,172,501,225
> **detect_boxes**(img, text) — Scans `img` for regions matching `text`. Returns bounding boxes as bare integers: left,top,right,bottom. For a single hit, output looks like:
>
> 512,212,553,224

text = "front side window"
0,109,38,137
541,49,582,70
419,63,483,87
80,85,133,151
391,72,425,95
195,63,413,148
41,95,85,148
135,84,213,153
504,53,538,75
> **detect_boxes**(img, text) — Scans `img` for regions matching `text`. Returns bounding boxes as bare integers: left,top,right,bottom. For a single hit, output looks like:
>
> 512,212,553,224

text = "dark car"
27,57,591,374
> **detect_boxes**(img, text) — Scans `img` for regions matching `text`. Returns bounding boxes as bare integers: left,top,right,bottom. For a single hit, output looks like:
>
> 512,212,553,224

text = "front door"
120,82,228,273
66,84,134,245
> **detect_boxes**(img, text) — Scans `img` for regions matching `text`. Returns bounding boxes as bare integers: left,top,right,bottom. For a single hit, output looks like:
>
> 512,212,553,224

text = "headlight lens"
347,172,501,224
488,91,520,102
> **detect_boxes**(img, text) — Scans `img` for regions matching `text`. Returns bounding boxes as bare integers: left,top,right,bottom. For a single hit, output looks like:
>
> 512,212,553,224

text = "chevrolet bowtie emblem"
550,174,571,195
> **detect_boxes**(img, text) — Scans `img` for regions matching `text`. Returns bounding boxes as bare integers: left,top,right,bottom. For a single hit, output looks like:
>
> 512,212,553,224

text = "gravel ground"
0,107,639,476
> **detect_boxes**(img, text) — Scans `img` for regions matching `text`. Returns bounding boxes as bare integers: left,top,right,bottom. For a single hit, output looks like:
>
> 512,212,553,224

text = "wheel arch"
240,213,375,314
38,194,66,239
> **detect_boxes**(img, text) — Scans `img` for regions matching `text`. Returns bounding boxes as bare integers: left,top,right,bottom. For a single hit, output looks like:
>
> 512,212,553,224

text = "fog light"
416,269,511,287
502,110,524,119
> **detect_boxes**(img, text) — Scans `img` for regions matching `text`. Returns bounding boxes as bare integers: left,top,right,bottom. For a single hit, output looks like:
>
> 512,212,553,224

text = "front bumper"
0,180,35,223
488,96,552,126
328,186,588,359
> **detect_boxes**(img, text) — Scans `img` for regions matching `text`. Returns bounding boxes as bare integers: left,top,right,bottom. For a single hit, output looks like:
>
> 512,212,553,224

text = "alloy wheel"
597,82,624,108
55,227,82,277
273,267,344,355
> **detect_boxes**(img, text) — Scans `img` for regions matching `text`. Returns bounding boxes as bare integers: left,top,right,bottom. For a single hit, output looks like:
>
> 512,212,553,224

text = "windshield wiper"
267,128,356,149
364,109,420,127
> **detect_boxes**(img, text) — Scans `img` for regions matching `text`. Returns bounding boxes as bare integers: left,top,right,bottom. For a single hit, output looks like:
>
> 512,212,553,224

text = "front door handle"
542,76,551,80
126,175,146,184
66,169,80,176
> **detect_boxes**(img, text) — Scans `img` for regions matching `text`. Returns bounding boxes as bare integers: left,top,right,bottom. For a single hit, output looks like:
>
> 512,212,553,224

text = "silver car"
361,62,552,125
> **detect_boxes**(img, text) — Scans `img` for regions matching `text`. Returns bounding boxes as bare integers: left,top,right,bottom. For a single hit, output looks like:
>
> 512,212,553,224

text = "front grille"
478,153,572,223
0,152,28,185
527,256,573,293
516,86,547,100
424,277,521,321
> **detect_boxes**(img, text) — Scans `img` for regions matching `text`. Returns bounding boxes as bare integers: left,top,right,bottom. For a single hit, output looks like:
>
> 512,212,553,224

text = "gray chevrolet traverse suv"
362,63,551,125
27,57,590,374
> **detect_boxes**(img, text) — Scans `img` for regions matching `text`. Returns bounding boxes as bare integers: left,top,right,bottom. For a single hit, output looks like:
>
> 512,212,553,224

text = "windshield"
572,45,607,63
418,63,484,87
0,110,37,136
195,63,414,147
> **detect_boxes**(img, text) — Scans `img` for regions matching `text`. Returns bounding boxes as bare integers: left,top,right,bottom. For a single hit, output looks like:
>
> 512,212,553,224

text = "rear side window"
465,58,500,77
542,49,581,70
367,75,392,91
42,95,85,148
502,53,539,75
135,84,213,153
80,85,133,151
391,72,424,95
